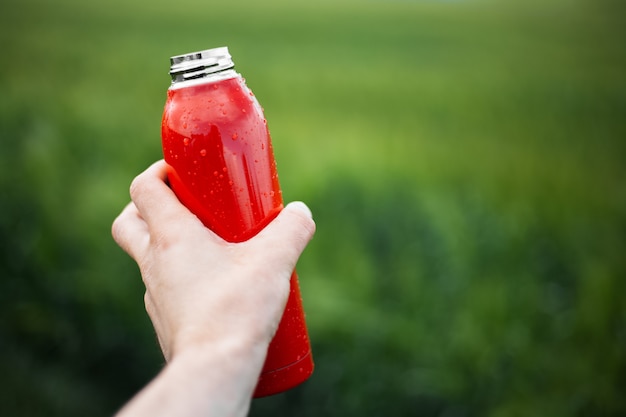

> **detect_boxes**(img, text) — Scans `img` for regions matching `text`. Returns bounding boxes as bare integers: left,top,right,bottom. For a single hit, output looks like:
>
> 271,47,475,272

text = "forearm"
115,337,268,417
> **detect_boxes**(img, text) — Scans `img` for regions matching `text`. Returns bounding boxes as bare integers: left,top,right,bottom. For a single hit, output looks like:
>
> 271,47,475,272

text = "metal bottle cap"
169,46,235,83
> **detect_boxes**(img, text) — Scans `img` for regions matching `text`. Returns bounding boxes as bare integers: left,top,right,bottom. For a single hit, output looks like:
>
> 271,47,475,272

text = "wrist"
116,333,269,417
173,325,271,364
175,332,269,370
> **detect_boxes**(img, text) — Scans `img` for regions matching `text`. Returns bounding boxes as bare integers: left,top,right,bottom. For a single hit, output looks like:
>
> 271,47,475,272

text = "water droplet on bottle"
200,149,207,157
241,108,246,113
213,171,219,177
232,133,238,140
183,138,190,146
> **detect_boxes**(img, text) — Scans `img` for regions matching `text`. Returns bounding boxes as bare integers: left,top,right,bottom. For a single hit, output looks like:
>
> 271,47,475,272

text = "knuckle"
143,291,152,311
111,214,123,242
128,174,144,201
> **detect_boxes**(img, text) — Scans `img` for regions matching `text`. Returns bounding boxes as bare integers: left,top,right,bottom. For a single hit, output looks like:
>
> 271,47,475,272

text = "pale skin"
111,160,316,417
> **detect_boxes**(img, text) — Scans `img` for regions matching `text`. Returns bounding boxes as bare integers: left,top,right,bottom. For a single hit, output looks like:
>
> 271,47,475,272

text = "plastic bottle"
160,46,313,397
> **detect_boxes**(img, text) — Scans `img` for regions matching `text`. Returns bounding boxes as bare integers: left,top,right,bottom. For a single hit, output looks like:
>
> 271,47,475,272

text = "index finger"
129,160,197,230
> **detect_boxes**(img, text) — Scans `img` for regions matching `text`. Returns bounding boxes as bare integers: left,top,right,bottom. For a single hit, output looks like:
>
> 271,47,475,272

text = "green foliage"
1,0,625,415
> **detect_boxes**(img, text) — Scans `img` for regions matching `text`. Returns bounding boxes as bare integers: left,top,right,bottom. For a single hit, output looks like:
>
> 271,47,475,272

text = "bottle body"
161,49,313,397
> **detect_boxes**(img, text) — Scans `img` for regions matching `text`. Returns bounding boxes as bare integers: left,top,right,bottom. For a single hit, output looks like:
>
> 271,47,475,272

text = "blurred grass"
1,0,625,415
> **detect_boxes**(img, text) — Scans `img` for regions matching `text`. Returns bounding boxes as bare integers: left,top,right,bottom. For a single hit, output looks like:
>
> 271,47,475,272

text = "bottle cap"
169,46,235,82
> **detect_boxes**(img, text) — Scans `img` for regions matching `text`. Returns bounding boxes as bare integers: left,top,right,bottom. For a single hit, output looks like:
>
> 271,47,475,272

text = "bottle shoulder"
168,70,240,91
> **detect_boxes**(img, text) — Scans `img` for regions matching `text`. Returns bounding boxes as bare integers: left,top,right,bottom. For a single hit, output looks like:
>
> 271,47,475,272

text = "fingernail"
288,201,313,219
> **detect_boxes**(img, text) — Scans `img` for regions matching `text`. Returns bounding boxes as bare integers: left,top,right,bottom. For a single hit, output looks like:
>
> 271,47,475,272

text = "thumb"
249,201,316,269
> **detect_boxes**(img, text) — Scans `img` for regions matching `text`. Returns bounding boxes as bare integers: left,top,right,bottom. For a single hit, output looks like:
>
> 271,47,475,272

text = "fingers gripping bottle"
160,47,313,397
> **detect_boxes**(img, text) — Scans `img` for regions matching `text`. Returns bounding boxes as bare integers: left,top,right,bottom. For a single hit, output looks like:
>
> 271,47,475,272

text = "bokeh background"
1,0,625,415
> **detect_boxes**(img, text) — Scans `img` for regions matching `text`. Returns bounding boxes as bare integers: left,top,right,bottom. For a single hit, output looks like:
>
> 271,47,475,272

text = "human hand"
111,159,315,416
111,159,316,364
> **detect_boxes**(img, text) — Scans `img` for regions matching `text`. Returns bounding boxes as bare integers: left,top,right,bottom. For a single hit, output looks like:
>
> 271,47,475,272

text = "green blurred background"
1,0,625,415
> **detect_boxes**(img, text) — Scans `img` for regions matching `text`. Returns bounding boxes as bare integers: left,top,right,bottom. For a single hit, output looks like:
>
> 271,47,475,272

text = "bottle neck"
168,46,237,88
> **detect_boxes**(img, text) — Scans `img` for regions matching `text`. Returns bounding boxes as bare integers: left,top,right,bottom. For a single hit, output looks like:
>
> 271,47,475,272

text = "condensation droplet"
183,138,190,146
200,149,207,157
231,133,238,140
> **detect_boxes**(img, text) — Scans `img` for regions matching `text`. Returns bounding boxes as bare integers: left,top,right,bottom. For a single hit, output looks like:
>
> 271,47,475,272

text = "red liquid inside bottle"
160,47,313,397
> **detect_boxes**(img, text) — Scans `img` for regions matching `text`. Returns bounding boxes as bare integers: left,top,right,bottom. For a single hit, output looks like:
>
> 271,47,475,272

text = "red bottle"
160,47,313,397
